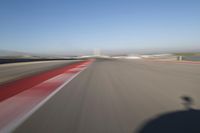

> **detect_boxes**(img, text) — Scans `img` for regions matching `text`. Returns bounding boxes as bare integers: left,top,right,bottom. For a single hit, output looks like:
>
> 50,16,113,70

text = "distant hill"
0,50,27,57
0,50,55,59
0,50,79,60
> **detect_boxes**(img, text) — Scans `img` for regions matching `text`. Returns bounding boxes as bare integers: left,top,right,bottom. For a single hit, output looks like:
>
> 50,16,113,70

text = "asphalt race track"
0,60,79,85
4,59,200,133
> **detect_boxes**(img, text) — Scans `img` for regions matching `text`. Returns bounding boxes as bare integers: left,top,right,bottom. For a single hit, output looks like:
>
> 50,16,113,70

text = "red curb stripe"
0,61,87,102
0,74,72,130
0,60,93,132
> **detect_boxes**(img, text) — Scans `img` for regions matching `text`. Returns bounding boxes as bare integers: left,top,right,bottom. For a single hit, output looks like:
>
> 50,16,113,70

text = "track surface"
0,60,79,85
13,59,200,133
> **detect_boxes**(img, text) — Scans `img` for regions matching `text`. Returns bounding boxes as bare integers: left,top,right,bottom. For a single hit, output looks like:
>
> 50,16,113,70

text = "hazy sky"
0,0,200,54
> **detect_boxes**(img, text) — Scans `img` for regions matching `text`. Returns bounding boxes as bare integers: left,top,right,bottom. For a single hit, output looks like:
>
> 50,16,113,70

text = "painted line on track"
0,59,94,133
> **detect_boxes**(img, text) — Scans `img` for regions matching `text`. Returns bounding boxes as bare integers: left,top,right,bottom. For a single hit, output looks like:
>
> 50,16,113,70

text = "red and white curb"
0,60,94,133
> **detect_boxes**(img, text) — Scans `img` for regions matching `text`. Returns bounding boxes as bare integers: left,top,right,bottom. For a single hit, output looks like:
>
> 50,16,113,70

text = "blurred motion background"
0,0,200,133
0,0,200,59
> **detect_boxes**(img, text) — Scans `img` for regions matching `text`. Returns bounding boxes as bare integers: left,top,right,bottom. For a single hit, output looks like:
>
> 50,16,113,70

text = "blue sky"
0,0,200,54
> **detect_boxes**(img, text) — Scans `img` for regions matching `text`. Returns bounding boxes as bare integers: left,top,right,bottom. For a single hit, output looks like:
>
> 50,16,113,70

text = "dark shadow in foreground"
137,96,200,133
